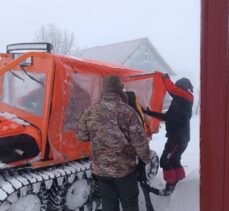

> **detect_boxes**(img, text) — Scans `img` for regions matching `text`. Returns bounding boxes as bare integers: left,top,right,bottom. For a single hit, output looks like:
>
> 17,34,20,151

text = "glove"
162,73,169,79
138,159,148,184
142,107,152,115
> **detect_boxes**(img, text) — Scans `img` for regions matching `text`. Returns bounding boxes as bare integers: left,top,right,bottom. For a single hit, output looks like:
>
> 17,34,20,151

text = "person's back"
77,75,150,211
81,92,148,177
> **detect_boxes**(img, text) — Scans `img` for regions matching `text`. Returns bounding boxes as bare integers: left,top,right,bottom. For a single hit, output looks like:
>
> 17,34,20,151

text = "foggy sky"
0,0,200,75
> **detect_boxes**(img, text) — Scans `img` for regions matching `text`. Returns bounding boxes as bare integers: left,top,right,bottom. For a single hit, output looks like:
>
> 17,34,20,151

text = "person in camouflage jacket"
77,75,150,211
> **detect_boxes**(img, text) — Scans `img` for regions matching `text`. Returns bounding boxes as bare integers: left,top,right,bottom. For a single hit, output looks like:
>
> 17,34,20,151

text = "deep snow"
139,114,200,211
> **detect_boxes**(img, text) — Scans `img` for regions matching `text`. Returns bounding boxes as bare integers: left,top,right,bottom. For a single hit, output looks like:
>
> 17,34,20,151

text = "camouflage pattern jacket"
77,93,151,177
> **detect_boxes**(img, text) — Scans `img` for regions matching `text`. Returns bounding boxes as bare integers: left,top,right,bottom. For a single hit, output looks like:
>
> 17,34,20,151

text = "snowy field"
139,114,200,211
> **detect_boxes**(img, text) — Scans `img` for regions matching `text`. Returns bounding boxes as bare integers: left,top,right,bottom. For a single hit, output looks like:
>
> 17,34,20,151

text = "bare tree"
34,24,75,55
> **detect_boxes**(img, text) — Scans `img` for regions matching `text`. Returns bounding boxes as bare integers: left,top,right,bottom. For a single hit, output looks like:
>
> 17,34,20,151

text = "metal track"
0,160,96,211
0,150,159,211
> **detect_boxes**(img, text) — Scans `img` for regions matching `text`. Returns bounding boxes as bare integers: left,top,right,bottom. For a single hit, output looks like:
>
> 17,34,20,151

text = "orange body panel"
0,53,12,69
0,52,166,169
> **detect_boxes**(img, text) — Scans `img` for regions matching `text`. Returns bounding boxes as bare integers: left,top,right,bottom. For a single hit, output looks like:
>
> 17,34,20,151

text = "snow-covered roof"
76,38,144,64
76,38,175,75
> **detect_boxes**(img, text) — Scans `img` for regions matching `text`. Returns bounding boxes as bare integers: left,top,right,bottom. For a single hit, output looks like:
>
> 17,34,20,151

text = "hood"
0,112,30,137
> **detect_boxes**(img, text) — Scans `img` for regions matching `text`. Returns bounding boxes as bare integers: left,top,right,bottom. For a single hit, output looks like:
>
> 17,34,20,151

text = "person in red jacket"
142,73,194,196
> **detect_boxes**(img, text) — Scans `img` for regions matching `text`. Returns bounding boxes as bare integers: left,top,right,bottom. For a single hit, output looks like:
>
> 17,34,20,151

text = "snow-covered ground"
139,114,200,211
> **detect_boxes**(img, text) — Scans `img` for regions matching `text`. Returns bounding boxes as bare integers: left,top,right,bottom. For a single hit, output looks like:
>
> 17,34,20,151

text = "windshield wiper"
10,71,24,81
19,65,44,86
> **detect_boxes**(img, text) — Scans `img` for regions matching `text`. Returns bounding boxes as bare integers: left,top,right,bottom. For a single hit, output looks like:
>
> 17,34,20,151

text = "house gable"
123,38,174,74
76,38,175,75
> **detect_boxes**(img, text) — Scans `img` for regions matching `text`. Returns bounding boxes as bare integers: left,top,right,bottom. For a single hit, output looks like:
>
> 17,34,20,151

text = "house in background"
76,37,175,75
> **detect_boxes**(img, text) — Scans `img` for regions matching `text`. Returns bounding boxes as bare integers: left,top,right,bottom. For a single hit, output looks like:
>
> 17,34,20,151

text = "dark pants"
96,170,139,211
160,138,188,170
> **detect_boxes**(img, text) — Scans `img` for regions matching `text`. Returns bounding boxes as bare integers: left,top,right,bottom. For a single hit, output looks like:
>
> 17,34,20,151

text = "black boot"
140,182,177,196
159,183,176,196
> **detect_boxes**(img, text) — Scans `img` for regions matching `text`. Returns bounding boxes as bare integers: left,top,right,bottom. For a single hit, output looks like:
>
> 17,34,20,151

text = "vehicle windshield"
0,70,46,116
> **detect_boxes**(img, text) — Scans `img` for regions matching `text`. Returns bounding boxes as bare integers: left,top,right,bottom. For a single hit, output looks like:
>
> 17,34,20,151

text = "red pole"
201,0,229,210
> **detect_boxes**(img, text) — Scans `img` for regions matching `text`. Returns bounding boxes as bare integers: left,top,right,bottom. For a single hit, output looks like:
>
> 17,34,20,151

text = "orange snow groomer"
0,43,166,168
0,43,166,210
